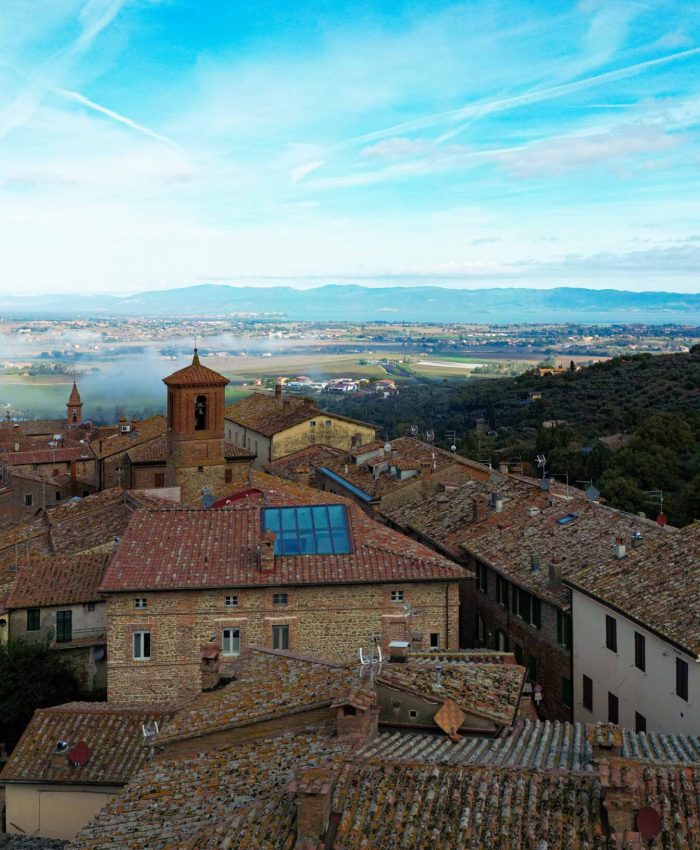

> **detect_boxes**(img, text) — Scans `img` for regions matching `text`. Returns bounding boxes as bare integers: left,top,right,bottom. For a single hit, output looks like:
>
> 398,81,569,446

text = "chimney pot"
498,462,509,474
274,381,282,399
259,530,276,570
548,556,563,588
290,767,338,850
472,493,488,523
614,537,627,559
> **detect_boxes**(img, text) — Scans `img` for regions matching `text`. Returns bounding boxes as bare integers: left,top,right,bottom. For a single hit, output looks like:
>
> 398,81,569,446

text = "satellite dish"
93,647,105,661
585,484,600,501
201,493,215,509
384,443,392,454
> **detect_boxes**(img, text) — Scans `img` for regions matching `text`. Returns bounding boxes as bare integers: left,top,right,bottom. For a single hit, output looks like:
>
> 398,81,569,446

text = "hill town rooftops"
3,553,109,609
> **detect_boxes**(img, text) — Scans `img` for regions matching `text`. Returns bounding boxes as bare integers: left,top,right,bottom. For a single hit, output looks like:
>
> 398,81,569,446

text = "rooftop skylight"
262,505,352,555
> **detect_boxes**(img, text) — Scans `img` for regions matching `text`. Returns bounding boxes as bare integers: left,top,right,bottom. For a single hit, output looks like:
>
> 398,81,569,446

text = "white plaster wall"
571,589,698,735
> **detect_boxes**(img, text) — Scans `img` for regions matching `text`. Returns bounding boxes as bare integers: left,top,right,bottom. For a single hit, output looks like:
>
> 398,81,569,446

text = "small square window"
133,630,151,660
408,709,418,719
24,494,33,507
273,593,288,606
225,595,238,608
87,602,96,612
309,421,316,428
197,466,204,473
134,598,147,609
391,590,405,603
324,420,332,428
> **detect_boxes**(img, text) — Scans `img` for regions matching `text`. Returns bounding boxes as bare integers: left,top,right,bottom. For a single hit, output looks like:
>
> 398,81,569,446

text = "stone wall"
271,417,376,461
106,580,460,706
170,459,250,507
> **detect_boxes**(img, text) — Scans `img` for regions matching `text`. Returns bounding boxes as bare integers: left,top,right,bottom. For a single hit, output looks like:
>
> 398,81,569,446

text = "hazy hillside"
2,284,700,323
324,347,700,525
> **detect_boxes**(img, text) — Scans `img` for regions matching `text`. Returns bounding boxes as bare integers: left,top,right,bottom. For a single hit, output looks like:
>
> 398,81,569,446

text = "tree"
0,639,83,753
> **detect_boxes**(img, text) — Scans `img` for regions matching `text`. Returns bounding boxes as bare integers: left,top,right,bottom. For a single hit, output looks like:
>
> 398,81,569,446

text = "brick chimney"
548,555,563,588
614,537,627,559
290,766,337,850
49,741,70,770
259,529,276,571
200,643,221,691
420,461,432,482
274,381,282,399
331,685,379,741
472,493,488,523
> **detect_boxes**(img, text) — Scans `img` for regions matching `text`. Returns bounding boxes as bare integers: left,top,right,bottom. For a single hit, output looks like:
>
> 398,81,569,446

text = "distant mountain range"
2,284,700,323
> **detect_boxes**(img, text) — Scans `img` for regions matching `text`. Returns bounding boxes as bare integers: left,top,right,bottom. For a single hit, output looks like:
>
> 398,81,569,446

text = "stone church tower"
163,349,231,504
67,381,83,425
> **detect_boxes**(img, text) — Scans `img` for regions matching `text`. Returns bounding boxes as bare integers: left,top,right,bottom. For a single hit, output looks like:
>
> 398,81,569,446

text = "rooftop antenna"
425,429,435,444
358,634,383,689
409,425,418,438
142,720,159,758
536,453,547,479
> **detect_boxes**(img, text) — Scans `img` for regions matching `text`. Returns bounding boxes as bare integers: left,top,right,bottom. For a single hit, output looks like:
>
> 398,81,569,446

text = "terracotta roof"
89,416,166,459
566,521,700,655
225,393,375,438
3,446,89,465
0,418,67,437
162,351,229,388
68,382,82,405
100,494,464,592
158,648,356,744
377,660,525,727
0,703,168,785
3,553,109,609
265,444,345,478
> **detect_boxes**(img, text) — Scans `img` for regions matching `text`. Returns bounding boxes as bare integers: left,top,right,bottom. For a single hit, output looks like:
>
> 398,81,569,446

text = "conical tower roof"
163,349,230,388
68,381,82,405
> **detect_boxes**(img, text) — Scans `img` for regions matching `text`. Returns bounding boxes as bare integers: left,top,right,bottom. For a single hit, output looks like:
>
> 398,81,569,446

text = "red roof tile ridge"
250,645,351,669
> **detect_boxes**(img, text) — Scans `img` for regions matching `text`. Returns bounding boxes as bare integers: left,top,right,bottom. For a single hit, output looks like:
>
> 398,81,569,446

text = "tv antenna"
142,720,159,758
425,429,435,444
358,634,383,689
409,424,418,438
535,454,547,478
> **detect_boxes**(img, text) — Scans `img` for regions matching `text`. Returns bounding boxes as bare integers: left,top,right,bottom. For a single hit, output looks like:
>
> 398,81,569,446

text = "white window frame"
391,589,405,603
133,630,151,660
225,595,238,608
222,627,241,657
134,598,147,609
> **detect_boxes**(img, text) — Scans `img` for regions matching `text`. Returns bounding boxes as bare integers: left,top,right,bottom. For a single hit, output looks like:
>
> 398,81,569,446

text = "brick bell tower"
67,381,83,426
163,349,230,503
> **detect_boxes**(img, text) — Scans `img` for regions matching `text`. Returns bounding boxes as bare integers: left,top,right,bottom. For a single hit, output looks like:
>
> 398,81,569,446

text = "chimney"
331,685,379,741
274,381,282,399
549,556,563,588
421,460,432,482
472,493,488,523
259,529,276,570
388,640,410,663
14,442,19,452
614,537,627,559
434,664,443,689
200,644,221,691
599,758,639,839
50,741,69,770
290,767,337,850
498,462,509,474
494,496,504,513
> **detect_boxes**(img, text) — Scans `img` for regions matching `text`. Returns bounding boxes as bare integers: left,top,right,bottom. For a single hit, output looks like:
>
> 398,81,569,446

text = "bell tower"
163,349,230,503
67,381,83,426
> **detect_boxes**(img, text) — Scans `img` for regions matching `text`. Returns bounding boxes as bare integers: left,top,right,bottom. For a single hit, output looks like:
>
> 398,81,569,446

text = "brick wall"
106,581,460,706
464,559,572,721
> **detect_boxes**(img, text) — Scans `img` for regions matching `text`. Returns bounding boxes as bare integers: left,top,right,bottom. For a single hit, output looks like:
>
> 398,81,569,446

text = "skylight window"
556,512,579,526
262,505,352,555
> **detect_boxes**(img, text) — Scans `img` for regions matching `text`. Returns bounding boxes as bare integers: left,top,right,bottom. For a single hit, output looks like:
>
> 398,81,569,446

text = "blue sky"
1,0,699,295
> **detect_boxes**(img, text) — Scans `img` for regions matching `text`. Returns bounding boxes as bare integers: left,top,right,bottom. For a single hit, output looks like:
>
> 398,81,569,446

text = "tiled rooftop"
89,416,166,459
126,434,254,464
567,521,700,655
4,446,91,466
3,553,109,609
157,648,356,743
378,661,525,726
225,392,374,437
162,352,230,388
100,485,464,592
1,703,169,785
264,443,345,479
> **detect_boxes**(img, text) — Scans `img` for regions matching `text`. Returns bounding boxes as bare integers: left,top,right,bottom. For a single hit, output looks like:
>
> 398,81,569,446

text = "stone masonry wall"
173,460,250,507
106,581,459,706
272,417,376,461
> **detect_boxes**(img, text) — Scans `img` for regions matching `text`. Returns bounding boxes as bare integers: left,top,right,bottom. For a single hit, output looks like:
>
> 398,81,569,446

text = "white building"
566,523,700,735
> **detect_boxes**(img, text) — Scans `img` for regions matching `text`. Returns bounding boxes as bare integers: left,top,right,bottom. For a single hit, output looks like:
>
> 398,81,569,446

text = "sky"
1,0,700,295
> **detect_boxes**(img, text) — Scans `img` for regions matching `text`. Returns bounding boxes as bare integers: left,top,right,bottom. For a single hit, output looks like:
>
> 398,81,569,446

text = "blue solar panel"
262,505,352,555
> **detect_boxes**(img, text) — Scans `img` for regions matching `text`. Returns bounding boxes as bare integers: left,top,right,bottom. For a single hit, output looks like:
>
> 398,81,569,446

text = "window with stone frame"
272,624,289,650
272,592,288,606
225,595,238,607
133,630,151,660
390,589,405,603
222,627,240,656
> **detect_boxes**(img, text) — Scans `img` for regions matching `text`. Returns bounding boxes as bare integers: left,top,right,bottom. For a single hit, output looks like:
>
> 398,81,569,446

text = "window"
496,629,508,652
518,588,532,624
391,590,405,603
430,632,439,648
634,632,646,671
528,655,538,683
197,466,204,473
24,494,32,506
608,692,619,724
309,420,316,428
194,394,208,431
225,468,233,484
225,595,238,608
154,472,165,488
557,611,572,650
582,675,593,711
272,624,289,650
514,643,524,665
562,677,573,708
56,610,72,643
26,608,40,631
222,628,240,656
676,658,689,701
262,505,352,555
408,709,418,719
478,563,488,593
87,602,95,612
324,420,332,428
605,615,617,652
496,576,509,607
133,630,151,660
476,613,485,643
55,492,61,501
532,597,542,630
272,593,288,606
635,712,647,733
134,598,147,609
